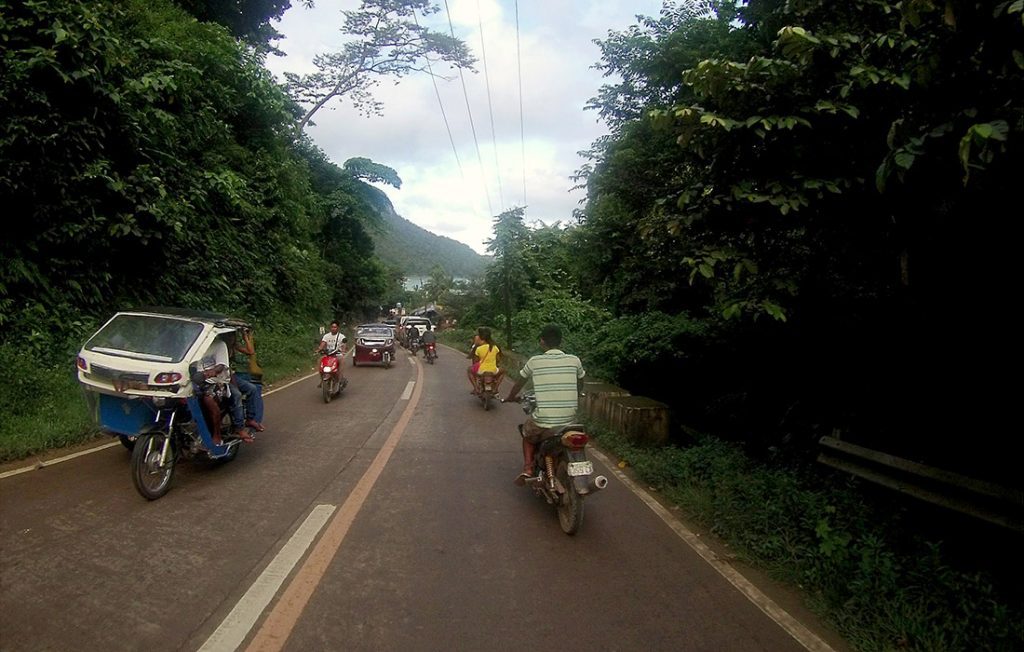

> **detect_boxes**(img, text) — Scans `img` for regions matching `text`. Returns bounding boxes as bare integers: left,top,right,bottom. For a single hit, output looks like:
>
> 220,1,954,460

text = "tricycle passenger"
227,330,265,432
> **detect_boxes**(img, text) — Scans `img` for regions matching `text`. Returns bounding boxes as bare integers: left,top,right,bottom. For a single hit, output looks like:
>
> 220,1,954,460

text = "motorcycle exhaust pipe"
588,475,609,492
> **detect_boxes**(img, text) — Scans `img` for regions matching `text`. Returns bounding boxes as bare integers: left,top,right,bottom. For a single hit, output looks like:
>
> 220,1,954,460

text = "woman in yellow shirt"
466,327,504,394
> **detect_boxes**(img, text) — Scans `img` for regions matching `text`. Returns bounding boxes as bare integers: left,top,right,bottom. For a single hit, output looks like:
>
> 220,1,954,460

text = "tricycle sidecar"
76,309,258,500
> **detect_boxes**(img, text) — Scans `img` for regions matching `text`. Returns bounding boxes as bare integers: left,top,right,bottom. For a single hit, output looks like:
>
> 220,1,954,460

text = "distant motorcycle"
423,342,437,364
318,349,347,403
515,393,607,535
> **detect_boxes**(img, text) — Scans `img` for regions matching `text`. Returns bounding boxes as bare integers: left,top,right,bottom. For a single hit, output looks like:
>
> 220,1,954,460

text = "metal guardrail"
818,434,1024,532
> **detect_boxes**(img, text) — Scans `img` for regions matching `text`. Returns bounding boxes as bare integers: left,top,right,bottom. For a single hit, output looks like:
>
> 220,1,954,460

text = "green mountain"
365,188,490,279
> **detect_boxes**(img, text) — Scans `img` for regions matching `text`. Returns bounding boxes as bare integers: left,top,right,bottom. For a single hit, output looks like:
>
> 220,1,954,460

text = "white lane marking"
0,441,123,479
199,504,336,652
400,381,415,400
0,373,319,481
407,357,416,366
263,372,318,397
589,448,836,652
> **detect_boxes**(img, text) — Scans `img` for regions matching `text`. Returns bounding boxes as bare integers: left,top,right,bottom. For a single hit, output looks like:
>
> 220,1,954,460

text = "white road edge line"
400,381,415,400
0,441,123,479
0,372,319,480
589,448,836,652
199,504,337,652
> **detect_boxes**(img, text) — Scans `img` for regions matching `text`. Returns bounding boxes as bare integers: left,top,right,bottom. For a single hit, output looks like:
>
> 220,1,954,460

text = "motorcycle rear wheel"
556,461,584,535
131,432,175,501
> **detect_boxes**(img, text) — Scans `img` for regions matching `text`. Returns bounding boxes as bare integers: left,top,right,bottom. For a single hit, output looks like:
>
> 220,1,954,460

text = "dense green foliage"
176,0,304,50
593,425,1023,652
0,0,414,455
0,0,396,345
463,0,1024,482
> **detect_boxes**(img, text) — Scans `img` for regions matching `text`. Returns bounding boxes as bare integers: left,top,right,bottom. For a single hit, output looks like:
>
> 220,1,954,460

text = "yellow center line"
245,359,425,652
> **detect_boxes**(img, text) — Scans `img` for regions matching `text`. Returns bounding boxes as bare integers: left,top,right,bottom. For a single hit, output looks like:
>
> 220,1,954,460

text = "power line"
443,0,494,218
413,10,464,181
514,0,527,208
475,0,505,212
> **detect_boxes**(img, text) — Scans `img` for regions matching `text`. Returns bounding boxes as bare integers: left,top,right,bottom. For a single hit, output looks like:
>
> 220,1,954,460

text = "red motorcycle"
318,350,347,403
424,342,437,364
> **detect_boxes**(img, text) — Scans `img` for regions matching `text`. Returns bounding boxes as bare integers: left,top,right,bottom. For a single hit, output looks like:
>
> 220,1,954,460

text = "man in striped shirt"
504,324,586,484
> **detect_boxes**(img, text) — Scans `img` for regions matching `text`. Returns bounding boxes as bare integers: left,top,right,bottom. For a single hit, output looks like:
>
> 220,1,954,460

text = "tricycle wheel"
131,432,176,501
353,357,359,367
119,435,136,451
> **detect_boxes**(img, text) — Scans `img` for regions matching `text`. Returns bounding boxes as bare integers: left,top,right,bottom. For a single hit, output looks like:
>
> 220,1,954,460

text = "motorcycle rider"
420,322,437,358
468,326,503,395
191,336,253,445
405,322,419,353
316,320,348,388
503,324,585,485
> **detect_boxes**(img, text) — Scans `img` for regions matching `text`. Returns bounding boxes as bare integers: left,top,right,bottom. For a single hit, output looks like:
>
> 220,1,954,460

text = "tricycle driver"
190,337,254,445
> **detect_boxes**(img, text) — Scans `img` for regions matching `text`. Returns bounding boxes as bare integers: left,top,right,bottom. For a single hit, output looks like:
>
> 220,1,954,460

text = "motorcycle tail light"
76,356,87,371
561,432,589,449
154,372,182,384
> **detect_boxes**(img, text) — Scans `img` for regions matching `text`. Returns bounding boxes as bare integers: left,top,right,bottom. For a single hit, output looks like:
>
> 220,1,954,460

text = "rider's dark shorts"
520,418,559,444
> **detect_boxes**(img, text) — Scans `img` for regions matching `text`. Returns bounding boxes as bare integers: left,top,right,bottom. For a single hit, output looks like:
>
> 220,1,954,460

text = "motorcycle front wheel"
556,460,585,535
322,377,333,403
131,432,176,501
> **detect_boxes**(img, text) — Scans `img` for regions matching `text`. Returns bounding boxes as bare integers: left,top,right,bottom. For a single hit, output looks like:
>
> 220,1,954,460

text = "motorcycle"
408,336,421,356
318,349,348,403
423,341,437,364
515,393,608,535
477,372,498,411
76,310,257,501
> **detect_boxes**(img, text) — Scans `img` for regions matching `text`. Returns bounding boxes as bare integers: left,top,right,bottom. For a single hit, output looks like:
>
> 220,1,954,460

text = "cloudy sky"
264,0,666,254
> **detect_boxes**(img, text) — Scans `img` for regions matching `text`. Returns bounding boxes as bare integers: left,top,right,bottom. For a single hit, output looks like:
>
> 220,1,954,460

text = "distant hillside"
364,187,489,279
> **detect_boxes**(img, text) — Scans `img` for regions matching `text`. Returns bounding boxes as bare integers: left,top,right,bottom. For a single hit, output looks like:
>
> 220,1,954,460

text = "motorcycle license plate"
567,461,593,476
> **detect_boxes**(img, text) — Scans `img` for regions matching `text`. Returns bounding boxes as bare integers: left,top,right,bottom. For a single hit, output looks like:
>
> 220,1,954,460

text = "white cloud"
265,0,663,254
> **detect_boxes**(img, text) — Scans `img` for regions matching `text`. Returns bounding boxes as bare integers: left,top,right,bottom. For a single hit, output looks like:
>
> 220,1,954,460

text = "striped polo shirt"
521,349,586,427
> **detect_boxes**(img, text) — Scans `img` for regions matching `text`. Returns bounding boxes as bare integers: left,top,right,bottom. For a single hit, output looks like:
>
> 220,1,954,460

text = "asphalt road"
0,345,836,652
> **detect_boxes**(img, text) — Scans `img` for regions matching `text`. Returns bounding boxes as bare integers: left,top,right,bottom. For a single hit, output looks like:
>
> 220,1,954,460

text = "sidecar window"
85,315,204,363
